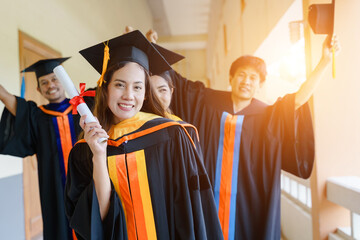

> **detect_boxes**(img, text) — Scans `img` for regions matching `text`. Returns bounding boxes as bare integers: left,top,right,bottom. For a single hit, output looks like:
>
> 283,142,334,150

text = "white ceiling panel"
147,0,211,36
163,0,211,35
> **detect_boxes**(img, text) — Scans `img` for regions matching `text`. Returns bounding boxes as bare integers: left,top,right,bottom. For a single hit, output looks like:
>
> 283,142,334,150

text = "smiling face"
230,65,262,102
107,62,146,124
37,72,66,103
150,75,173,110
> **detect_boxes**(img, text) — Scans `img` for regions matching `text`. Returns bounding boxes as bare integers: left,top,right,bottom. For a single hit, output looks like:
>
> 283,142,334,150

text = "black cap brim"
21,57,70,79
79,30,171,75
308,0,335,35
152,43,185,66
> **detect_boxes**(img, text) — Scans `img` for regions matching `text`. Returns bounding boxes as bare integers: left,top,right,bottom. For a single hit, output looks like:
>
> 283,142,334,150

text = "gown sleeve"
66,127,223,240
181,122,203,160
171,126,223,240
0,97,38,157
168,70,232,127
267,94,315,178
64,143,128,240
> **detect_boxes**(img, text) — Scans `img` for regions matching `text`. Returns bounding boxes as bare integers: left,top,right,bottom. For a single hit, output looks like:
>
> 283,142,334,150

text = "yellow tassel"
97,42,110,87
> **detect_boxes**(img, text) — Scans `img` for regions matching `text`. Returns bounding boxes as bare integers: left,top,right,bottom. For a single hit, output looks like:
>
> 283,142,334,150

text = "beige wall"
0,0,153,178
172,49,209,86
207,0,296,90
157,34,209,87
307,0,360,239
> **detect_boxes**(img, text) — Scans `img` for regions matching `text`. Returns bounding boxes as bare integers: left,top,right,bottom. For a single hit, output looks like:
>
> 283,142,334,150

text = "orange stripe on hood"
39,105,73,116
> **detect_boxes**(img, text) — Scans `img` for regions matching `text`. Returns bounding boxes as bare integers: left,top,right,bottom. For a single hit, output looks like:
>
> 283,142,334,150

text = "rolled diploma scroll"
53,65,107,142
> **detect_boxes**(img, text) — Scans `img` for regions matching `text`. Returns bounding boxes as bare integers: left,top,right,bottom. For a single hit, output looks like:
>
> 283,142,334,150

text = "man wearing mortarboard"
0,58,94,240
145,2,341,238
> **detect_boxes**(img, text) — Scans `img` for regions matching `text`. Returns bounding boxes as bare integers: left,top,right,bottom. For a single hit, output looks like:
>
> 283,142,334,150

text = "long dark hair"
155,70,175,116
159,70,174,90
93,61,166,131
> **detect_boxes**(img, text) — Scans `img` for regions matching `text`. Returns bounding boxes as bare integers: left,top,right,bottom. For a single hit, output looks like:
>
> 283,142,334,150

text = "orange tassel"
97,42,110,87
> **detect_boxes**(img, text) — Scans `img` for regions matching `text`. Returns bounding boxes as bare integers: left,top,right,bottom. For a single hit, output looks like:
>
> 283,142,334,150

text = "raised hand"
146,29,158,43
80,115,109,158
124,25,134,34
322,34,341,61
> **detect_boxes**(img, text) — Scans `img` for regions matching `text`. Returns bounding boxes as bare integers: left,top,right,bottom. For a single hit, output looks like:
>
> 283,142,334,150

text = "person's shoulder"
204,89,233,111
176,119,197,131
15,96,38,107
70,140,92,160
159,118,195,140
236,98,269,116
273,93,296,105
148,116,187,135
132,112,194,135
144,115,185,131
140,113,174,126
13,96,42,118
252,98,269,108
67,140,93,175
241,94,296,117
266,93,296,112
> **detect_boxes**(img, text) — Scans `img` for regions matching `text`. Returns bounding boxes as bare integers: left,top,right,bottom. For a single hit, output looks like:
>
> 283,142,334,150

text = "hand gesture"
80,115,109,158
146,29,158,43
322,34,341,61
124,26,134,34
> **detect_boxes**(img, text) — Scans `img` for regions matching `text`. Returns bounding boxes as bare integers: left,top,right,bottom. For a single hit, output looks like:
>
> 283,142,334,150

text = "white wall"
308,0,360,238
0,0,153,179
281,195,312,240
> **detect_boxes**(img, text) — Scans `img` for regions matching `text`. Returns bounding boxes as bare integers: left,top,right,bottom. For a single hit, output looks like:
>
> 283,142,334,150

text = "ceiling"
146,0,211,37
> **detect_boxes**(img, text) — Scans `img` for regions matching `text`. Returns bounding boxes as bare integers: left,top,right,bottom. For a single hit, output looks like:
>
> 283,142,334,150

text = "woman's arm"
80,115,110,220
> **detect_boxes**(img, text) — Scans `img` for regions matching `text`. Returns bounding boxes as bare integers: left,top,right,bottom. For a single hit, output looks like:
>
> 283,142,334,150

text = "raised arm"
295,35,340,109
80,115,110,220
0,84,17,116
146,29,158,44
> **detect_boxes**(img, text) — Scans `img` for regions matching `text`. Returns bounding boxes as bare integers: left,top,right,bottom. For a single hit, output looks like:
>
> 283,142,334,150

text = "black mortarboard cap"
152,43,185,65
79,30,171,76
21,57,70,79
308,0,335,35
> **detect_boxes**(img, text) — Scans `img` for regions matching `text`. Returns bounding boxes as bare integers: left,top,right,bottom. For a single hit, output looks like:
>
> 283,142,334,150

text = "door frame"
18,30,61,240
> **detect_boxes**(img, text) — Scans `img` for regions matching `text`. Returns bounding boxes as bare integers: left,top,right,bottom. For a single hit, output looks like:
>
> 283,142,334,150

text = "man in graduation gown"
0,58,94,240
148,31,340,239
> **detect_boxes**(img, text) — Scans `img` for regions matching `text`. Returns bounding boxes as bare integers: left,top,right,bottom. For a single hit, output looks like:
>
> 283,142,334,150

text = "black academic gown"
168,114,203,160
169,70,315,240
65,112,223,240
0,96,93,240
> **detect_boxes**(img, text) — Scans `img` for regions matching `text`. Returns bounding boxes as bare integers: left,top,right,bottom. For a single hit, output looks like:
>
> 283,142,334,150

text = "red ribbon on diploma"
69,83,96,114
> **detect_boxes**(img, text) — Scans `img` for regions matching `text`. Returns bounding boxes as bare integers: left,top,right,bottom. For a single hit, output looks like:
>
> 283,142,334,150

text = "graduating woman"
64,30,223,240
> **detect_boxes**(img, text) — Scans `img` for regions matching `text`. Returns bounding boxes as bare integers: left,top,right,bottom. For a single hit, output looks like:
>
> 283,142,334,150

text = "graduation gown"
65,112,223,240
0,97,92,240
168,70,315,240
168,114,202,159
